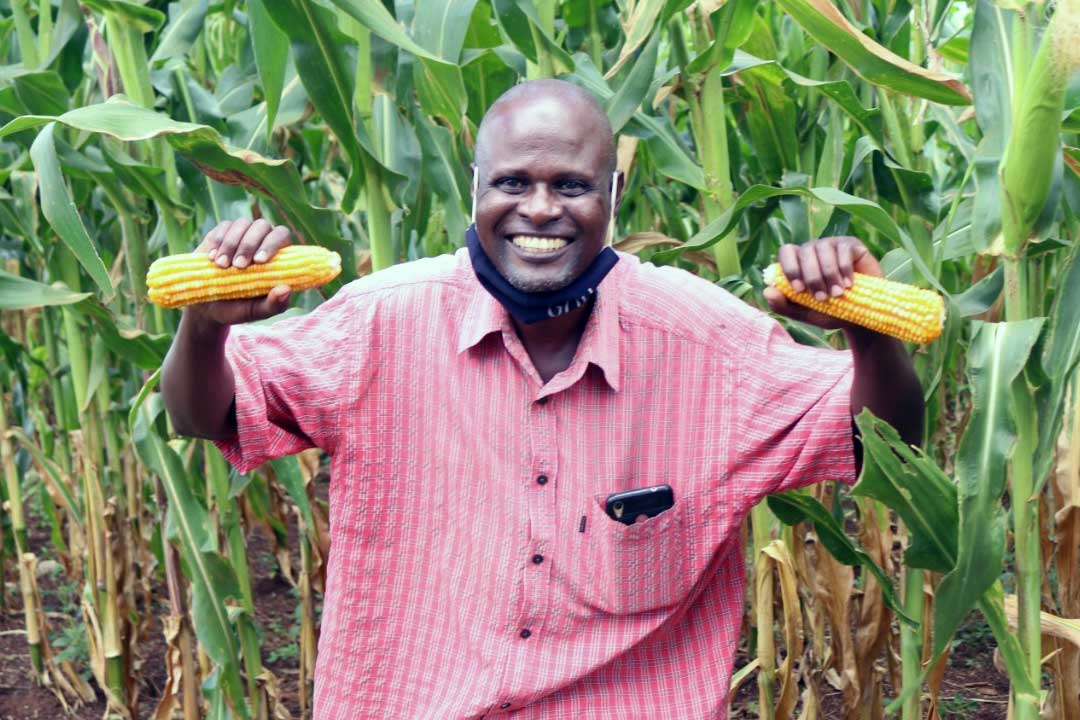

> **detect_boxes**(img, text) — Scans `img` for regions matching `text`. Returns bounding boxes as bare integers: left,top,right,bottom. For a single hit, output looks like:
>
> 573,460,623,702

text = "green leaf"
0,268,90,309
852,410,959,573
775,0,971,105
28,123,114,295
262,0,363,212
767,490,914,623
131,398,243,684
412,51,468,135
0,68,69,116
606,27,660,134
951,264,1003,317
149,0,208,65
413,111,468,241
1034,241,1080,493
721,51,885,149
414,0,481,62
569,53,705,189
247,0,288,142
325,0,443,62
81,0,166,32
3,100,355,289
268,457,316,539
652,184,946,293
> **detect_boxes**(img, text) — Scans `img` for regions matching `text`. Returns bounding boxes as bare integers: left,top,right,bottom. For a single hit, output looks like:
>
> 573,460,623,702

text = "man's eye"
558,180,589,195
496,178,525,192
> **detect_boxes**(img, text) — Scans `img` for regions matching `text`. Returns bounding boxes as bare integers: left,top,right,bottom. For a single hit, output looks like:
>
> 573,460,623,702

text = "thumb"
249,285,291,321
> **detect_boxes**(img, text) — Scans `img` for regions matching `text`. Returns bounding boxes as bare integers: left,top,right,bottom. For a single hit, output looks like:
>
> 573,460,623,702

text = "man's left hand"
763,236,883,332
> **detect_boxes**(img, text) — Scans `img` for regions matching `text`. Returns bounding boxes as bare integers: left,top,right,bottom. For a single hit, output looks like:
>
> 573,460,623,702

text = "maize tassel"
763,263,945,344
147,245,341,309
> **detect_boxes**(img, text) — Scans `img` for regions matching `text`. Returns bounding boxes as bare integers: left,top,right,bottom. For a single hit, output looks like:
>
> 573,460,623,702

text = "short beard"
503,266,576,293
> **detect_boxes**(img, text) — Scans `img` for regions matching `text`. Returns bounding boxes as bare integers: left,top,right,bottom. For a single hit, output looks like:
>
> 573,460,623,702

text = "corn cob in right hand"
763,263,945,344
147,245,341,309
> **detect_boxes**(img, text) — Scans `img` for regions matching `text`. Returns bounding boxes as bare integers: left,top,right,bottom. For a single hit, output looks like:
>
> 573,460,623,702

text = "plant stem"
0,393,42,674
1003,256,1042,720
900,562,923,720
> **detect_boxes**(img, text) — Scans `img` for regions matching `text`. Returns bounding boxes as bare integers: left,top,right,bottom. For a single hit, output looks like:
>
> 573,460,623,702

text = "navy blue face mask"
466,224,619,325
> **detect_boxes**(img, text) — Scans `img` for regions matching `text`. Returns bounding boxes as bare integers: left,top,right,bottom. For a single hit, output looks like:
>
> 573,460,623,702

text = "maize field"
0,0,1078,718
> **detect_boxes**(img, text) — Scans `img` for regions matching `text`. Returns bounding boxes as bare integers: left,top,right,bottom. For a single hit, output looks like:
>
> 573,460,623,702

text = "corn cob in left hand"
763,263,945,344
147,245,341,309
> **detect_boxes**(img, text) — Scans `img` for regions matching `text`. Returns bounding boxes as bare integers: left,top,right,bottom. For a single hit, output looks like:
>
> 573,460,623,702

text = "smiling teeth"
512,236,568,252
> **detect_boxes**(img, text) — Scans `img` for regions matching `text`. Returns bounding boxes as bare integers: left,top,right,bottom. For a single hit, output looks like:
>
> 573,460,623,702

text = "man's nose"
517,184,562,226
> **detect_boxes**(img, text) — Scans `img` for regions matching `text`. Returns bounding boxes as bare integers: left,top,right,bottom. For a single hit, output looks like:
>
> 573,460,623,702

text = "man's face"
474,95,614,293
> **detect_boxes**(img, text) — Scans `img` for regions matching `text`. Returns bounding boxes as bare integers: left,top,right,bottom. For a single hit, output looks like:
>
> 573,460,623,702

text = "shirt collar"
457,249,627,393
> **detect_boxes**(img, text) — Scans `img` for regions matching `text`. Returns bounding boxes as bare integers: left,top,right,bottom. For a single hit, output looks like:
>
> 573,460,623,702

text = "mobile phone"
604,485,674,525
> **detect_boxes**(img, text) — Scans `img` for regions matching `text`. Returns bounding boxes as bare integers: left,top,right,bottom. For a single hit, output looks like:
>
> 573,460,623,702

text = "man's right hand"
188,218,294,326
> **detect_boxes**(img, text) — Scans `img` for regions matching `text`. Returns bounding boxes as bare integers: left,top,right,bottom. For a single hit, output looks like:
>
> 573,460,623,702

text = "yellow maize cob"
146,245,341,309
763,263,944,344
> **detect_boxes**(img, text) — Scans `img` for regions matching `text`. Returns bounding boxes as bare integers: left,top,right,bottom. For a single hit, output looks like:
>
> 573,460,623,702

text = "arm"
159,219,293,439
763,236,925,451
844,327,923,447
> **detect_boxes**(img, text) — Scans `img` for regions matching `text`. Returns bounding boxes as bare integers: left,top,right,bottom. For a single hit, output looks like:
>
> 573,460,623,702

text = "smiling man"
161,79,922,719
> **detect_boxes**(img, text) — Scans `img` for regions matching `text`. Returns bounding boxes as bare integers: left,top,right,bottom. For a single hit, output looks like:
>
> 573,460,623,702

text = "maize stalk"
763,263,945,343
999,6,1080,718
147,245,342,309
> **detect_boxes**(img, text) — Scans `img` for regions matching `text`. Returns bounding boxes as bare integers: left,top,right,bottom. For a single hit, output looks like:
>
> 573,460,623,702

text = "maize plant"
0,0,1077,719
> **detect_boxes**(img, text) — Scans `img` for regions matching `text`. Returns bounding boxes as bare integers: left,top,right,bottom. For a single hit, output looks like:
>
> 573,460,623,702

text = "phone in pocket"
604,485,675,525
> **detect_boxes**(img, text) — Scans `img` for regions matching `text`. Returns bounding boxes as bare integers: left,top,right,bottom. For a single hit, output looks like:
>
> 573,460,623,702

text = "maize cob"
146,245,341,309
763,263,944,343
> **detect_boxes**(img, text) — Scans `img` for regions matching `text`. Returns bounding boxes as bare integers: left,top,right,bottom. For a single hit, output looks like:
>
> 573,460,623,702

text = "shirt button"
536,475,548,485
531,554,544,564
500,702,511,710
519,628,531,639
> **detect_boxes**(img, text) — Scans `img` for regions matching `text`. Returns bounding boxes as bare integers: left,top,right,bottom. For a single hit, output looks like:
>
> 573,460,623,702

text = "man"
161,79,922,718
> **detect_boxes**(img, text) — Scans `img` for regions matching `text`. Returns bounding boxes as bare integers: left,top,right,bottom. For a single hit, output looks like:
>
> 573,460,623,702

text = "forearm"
845,328,924,447
160,311,238,440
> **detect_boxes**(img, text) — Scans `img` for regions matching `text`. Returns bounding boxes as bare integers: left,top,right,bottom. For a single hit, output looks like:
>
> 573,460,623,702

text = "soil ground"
0,473,1011,719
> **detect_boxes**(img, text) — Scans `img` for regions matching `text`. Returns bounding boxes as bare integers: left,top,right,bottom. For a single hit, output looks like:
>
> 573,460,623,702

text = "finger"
814,240,844,298
248,285,292,322
253,225,292,263
847,238,880,277
798,244,828,302
837,240,855,288
198,220,231,257
766,287,823,324
777,244,803,292
763,286,788,314
215,218,252,268
233,219,272,268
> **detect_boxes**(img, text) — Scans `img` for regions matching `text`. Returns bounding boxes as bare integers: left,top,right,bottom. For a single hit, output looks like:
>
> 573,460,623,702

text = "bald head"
474,80,617,177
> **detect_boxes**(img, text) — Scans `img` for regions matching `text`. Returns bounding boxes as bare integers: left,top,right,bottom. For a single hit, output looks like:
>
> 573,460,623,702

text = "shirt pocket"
583,492,691,615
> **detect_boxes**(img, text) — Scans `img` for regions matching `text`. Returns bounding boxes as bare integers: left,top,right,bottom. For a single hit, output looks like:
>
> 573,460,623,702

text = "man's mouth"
508,235,571,255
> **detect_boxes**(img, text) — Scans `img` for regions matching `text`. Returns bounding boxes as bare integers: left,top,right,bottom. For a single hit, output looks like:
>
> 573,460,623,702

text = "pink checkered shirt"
216,248,855,719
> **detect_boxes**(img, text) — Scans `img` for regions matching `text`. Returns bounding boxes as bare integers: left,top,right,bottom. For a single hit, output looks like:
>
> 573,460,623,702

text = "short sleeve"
734,315,856,508
213,285,367,473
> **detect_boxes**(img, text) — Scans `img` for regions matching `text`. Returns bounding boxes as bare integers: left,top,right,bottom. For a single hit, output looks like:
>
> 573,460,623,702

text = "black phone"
604,485,674,525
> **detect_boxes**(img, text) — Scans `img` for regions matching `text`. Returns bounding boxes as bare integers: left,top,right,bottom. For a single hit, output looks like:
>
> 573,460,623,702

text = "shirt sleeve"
213,285,367,473
734,315,857,509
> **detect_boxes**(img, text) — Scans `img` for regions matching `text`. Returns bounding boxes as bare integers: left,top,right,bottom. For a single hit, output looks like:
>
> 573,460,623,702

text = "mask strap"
471,169,479,225
607,171,618,246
